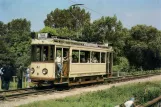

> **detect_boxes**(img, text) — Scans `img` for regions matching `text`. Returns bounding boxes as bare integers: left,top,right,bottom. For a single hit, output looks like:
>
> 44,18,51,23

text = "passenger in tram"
80,55,86,63
92,57,98,63
43,49,47,61
72,55,78,63
55,52,63,77
87,58,90,63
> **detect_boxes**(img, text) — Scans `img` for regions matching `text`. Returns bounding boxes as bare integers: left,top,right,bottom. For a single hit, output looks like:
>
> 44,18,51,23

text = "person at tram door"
63,52,69,62
55,52,63,77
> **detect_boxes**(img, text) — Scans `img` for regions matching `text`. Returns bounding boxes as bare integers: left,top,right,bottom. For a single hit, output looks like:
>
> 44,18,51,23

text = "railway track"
0,73,161,101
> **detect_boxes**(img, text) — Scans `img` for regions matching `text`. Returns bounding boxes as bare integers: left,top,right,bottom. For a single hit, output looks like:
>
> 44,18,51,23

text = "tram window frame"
49,45,55,62
43,46,49,61
72,50,79,63
80,51,90,63
101,52,106,63
31,45,37,62
31,45,55,62
91,51,100,63
34,45,42,62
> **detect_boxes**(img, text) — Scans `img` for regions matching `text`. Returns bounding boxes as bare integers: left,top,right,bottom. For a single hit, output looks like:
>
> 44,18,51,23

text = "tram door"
106,52,113,77
56,47,69,77
62,48,69,77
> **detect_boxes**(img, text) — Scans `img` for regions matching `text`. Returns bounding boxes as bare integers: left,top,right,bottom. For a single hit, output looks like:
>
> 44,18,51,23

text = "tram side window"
72,50,79,63
36,46,41,61
43,46,49,61
50,46,54,61
80,51,90,63
91,52,100,63
101,53,105,63
31,45,37,61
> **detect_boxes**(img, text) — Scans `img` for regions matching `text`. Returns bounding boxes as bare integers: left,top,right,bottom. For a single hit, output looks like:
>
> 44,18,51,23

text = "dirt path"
1,75,161,107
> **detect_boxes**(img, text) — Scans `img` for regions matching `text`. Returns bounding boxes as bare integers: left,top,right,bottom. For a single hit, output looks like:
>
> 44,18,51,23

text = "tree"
7,19,31,33
0,21,7,36
88,15,129,65
130,25,158,43
125,25,161,70
3,19,31,77
0,37,15,68
44,6,90,31
81,23,94,42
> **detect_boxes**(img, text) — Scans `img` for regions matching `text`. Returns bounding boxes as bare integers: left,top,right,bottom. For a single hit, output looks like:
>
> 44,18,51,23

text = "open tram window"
63,48,69,62
49,45,54,61
43,46,49,61
72,50,79,63
80,51,90,63
35,45,41,61
101,53,105,63
31,45,55,62
91,52,100,63
31,45,38,61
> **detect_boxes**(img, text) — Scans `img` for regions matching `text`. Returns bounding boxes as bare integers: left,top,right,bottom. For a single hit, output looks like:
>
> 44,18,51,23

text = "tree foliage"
0,37,15,67
44,6,90,31
125,25,161,70
1,19,31,77
0,21,7,36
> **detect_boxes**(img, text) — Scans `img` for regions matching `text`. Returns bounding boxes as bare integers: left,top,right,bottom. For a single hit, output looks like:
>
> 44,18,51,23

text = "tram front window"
31,45,54,62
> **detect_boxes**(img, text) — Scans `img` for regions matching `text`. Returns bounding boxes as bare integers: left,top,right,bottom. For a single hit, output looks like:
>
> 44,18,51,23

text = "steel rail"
0,73,161,101
143,96,161,107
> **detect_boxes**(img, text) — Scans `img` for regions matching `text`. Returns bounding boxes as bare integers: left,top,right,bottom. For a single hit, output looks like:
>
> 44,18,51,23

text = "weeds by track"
0,73,161,101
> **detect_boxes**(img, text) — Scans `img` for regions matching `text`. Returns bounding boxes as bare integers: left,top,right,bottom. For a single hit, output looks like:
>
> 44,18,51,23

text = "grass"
19,81,161,107
0,81,33,91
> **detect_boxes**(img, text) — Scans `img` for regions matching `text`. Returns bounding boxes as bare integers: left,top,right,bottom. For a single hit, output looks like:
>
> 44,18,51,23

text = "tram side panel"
68,47,107,78
30,62,55,81
69,63,106,77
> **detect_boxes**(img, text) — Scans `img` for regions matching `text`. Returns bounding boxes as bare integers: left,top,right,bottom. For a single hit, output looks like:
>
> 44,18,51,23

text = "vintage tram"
30,33,113,86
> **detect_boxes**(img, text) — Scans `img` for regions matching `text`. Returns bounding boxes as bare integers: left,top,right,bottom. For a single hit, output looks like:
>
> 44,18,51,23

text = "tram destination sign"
38,33,48,39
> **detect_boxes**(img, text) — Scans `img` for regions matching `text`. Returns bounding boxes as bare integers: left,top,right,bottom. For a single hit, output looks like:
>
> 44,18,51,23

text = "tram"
30,33,113,86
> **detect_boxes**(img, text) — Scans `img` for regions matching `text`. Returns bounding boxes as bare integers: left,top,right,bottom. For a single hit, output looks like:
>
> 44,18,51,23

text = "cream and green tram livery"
30,33,113,86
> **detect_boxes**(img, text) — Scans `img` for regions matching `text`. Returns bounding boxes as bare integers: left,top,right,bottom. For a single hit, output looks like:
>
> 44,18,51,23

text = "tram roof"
31,33,113,51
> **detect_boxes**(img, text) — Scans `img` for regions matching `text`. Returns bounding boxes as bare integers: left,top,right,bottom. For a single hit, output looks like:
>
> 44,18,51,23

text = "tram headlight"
42,68,48,75
30,68,35,74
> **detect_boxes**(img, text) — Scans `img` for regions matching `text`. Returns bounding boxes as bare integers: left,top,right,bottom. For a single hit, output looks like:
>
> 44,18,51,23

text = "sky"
0,0,161,31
